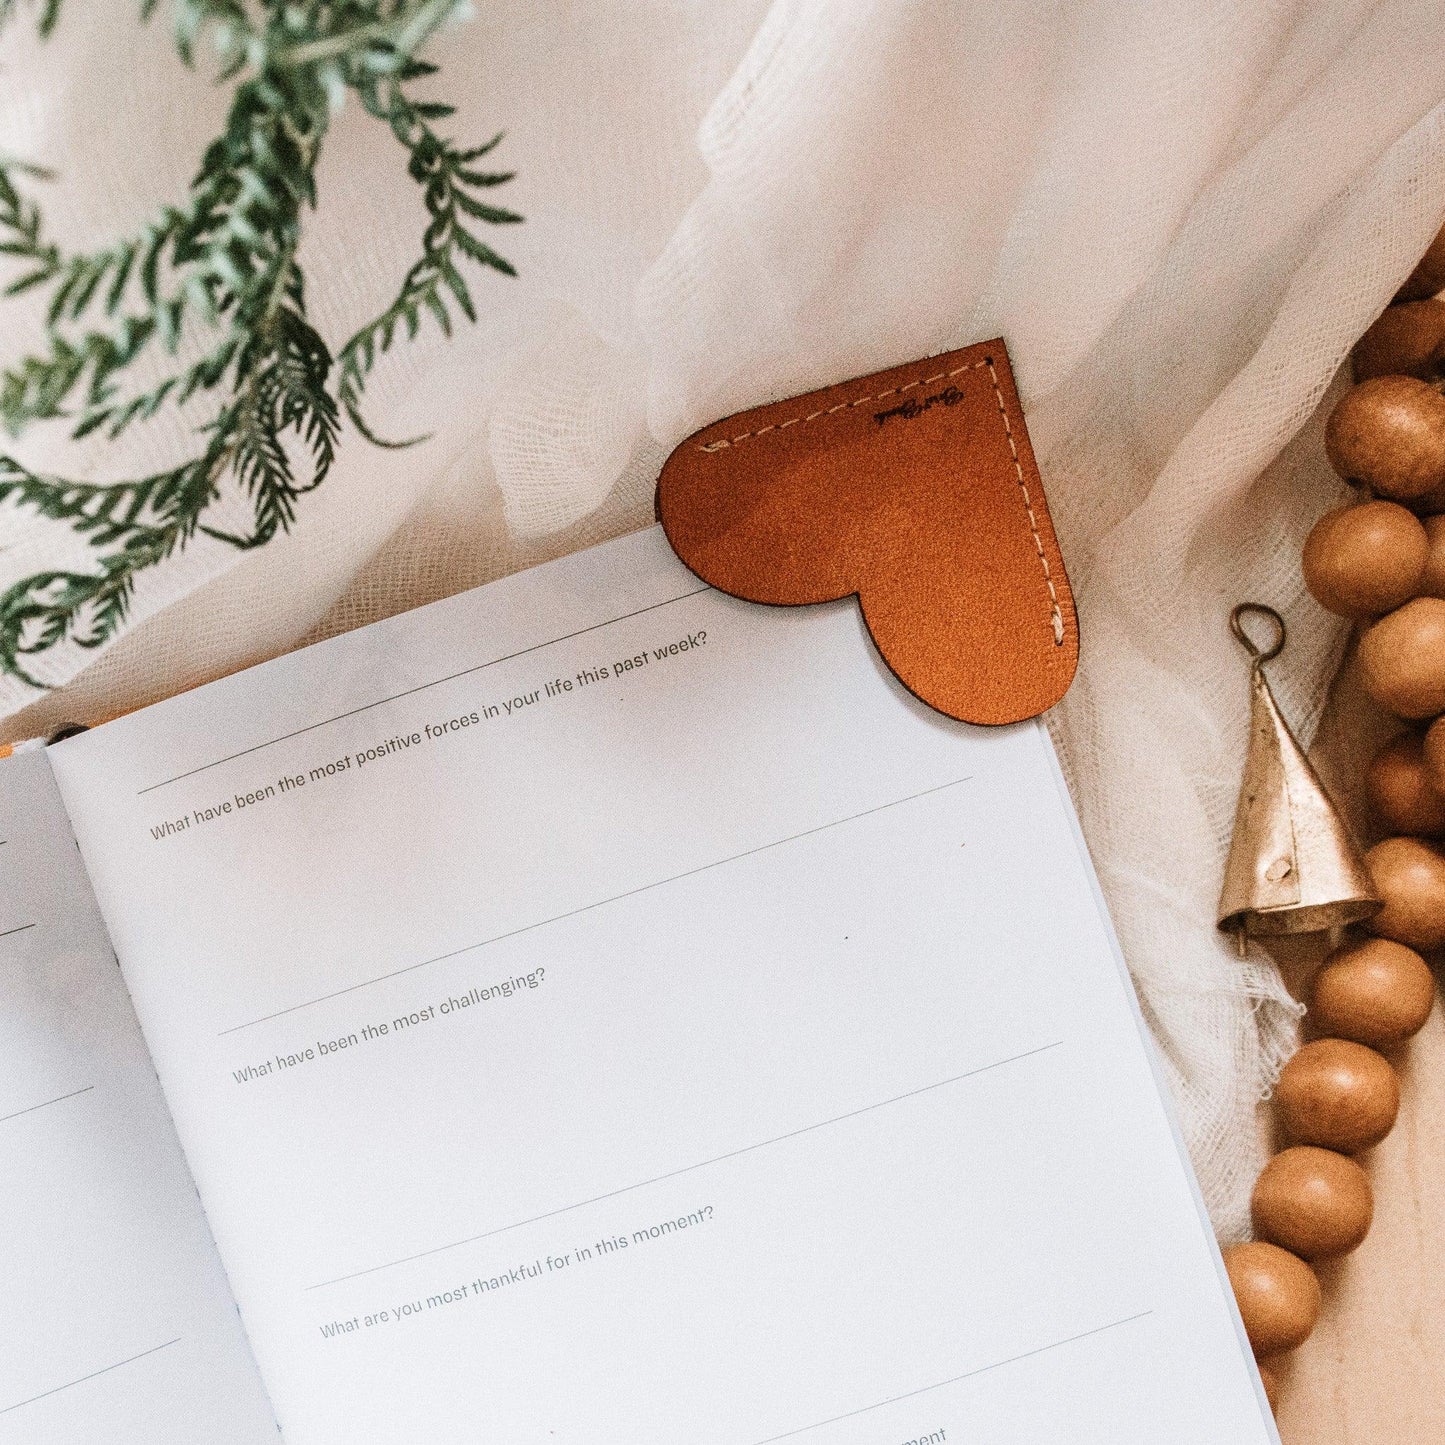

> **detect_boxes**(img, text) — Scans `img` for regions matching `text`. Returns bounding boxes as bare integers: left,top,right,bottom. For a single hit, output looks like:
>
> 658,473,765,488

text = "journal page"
49,527,1277,1445
0,745,277,1443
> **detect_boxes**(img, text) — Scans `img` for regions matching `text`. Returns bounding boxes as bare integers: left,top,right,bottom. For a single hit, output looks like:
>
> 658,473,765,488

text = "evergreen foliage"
0,0,518,686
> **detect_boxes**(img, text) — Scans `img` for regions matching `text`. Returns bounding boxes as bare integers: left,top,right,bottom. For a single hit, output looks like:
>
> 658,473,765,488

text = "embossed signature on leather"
655,339,1079,725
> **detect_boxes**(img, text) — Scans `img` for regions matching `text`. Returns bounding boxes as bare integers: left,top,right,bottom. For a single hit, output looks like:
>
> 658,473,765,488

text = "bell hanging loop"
1229,602,1286,669
1216,602,1380,955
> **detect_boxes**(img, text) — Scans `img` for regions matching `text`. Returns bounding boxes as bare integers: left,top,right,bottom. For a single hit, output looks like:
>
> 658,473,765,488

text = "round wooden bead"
1302,502,1427,617
1366,731,1445,835
1325,376,1445,500
1353,299,1445,382
1256,1361,1280,1412
1357,598,1445,717
1424,713,1445,791
1251,1145,1373,1259
1418,515,1445,596
1275,1038,1400,1152
1396,223,1445,303
1366,835,1445,949
1223,1242,1321,1357
1311,936,1436,1049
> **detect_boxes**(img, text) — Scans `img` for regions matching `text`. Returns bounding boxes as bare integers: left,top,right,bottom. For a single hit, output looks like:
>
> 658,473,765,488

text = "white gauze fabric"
4,0,1445,1239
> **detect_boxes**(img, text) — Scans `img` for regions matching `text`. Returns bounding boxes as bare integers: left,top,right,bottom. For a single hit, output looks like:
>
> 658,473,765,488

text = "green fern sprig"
0,446,223,673
337,55,519,445
0,0,61,36
0,0,517,688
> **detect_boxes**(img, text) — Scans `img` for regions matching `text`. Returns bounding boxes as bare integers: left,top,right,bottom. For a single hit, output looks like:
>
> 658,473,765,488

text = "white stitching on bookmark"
694,356,1066,648
983,358,1065,647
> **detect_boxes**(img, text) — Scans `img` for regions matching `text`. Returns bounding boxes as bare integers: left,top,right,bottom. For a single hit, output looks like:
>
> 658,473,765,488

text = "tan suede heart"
655,340,1078,726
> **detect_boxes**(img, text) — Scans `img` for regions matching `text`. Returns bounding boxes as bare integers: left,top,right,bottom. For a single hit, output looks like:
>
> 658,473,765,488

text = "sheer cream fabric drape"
5,0,1445,1238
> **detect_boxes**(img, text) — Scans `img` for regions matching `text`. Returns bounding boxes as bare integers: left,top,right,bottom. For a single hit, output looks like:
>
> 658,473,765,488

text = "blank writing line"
749,1312,1154,1445
0,922,36,940
307,1041,1062,1291
220,773,974,1037
0,1085,94,1127
0,1339,181,1416
136,587,710,796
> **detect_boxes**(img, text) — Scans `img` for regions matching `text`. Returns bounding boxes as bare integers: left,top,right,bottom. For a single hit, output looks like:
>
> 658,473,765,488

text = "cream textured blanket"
4,0,1445,1239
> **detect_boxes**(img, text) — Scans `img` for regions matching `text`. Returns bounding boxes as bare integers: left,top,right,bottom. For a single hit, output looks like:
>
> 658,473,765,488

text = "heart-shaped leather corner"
655,341,1078,725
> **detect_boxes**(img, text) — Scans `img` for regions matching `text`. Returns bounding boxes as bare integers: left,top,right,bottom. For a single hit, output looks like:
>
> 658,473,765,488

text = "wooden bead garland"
1364,835,1445,948
1310,937,1436,1048
1252,1146,1373,1260
1256,1361,1281,1412
1302,501,1426,618
1324,375,1445,502
1397,226,1445,304
1353,299,1445,382
1224,1241,1323,1357
1357,596,1445,717
1227,222,1445,1408
1365,730,1445,835
1273,1038,1400,1153
1420,514,1445,595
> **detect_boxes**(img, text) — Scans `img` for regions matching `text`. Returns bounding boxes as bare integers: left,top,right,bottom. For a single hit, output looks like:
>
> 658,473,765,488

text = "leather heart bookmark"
655,339,1079,725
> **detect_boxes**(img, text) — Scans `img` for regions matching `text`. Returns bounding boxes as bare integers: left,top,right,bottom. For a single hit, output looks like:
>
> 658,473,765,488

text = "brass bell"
1217,604,1381,953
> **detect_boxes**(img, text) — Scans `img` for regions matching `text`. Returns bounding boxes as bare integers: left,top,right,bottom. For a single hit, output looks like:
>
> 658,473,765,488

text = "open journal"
2,525,1277,1444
